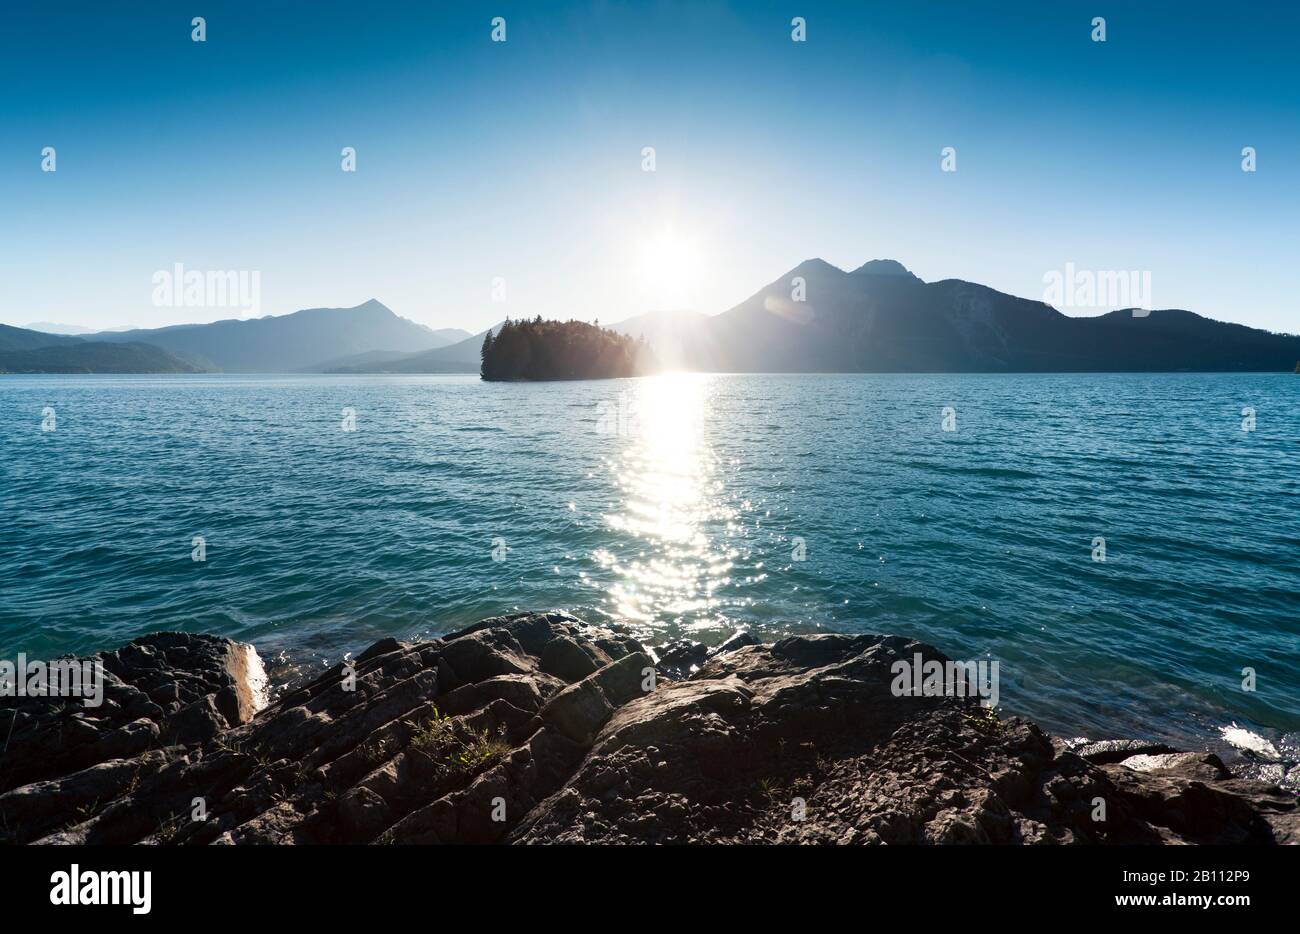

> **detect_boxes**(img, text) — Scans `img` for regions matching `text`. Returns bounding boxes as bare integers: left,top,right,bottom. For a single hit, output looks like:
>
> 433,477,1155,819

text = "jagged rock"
1073,738,1180,765
1101,755,1300,845
339,786,393,839
541,679,613,744
708,630,759,658
0,632,261,808
164,695,228,746
540,635,606,683
592,652,654,706
1119,752,1231,781
1,612,1295,846
653,640,708,681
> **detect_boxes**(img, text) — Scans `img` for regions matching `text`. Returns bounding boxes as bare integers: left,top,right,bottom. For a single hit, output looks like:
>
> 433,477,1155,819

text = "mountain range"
0,302,469,374
0,323,197,374
91,300,469,372
2,261,1296,374
672,258,1300,372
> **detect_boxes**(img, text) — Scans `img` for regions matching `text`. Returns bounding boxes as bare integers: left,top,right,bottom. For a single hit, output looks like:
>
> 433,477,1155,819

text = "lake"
2,372,1297,757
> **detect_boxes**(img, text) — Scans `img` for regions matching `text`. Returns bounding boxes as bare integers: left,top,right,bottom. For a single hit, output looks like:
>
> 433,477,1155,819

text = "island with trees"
480,317,656,381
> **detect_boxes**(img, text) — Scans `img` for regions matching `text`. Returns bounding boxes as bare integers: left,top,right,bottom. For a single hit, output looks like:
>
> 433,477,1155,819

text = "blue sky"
1,1,1296,333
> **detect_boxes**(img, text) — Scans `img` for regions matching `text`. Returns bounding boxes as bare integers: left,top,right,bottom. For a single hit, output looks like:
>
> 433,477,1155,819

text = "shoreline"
246,617,1296,791
1,611,1296,845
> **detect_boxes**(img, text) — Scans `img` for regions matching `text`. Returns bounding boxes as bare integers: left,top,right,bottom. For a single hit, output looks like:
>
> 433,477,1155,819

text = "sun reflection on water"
595,373,738,634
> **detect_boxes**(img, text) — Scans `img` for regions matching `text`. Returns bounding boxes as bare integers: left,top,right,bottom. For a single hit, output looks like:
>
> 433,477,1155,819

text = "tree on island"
480,318,656,381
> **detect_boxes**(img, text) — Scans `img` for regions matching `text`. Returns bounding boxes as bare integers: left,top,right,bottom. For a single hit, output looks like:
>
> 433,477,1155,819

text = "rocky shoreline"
1,612,1296,844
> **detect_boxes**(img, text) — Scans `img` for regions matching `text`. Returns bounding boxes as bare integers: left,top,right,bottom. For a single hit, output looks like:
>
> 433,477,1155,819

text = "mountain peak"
851,259,920,281
786,257,847,278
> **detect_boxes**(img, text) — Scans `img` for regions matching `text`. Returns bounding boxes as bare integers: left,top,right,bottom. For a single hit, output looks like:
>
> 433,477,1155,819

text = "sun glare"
633,227,707,309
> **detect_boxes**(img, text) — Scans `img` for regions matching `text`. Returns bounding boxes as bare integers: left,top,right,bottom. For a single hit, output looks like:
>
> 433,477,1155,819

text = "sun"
633,227,706,309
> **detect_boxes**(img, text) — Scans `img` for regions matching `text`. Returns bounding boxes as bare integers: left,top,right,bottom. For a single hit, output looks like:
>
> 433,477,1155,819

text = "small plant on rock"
407,708,509,781
155,812,183,844
753,777,784,803
963,705,1002,736
453,726,510,774
408,706,456,757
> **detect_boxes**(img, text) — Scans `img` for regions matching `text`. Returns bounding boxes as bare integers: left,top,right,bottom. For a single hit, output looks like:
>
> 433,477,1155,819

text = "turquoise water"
2,372,1297,753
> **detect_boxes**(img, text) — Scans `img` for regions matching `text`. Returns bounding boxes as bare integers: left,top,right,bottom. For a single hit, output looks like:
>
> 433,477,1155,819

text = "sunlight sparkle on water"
600,373,736,628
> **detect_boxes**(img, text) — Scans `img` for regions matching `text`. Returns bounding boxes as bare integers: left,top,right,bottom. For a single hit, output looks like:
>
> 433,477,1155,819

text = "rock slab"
1,615,1294,845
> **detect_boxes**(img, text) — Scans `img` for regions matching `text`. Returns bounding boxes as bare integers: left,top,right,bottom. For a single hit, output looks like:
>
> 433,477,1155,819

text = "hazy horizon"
14,251,1300,340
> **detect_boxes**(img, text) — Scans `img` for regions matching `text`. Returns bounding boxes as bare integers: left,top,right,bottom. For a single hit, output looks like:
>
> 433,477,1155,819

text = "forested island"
480,318,656,381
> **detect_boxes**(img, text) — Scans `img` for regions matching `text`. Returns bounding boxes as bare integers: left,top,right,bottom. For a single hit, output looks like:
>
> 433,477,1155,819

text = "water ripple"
1,371,1296,754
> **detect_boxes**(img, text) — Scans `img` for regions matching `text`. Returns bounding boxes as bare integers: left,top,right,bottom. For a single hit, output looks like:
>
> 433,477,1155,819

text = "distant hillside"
326,324,501,373
683,259,1300,372
481,319,655,381
310,349,428,372
0,340,203,374
96,300,463,372
0,324,84,353
304,330,471,372
425,327,472,345
22,322,99,335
